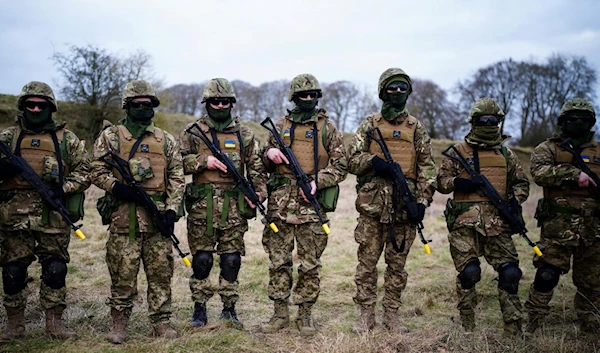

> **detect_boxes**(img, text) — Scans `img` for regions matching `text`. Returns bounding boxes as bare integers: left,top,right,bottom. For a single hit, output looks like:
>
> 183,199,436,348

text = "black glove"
52,186,65,203
509,197,521,215
414,203,426,223
0,158,20,182
453,178,480,193
372,156,392,178
163,210,177,235
112,181,139,203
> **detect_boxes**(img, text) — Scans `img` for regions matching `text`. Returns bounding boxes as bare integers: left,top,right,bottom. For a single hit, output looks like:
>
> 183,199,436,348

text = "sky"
1,0,599,98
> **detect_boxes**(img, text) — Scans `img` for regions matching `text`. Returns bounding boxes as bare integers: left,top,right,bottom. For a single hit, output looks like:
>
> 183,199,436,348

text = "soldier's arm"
90,129,120,192
0,127,14,145
317,120,348,189
62,131,91,194
178,124,208,175
261,118,285,172
243,128,268,199
437,152,460,194
347,117,375,176
530,141,580,187
164,133,185,212
506,148,530,204
414,120,437,205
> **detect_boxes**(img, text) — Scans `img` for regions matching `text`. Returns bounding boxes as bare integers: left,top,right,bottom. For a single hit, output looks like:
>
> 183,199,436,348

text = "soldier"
437,98,529,336
525,98,600,334
0,82,90,340
91,80,185,343
178,78,266,330
260,73,347,336
348,68,436,334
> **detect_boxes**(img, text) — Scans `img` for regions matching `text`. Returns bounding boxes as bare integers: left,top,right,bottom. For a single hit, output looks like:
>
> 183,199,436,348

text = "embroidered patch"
393,131,401,138
594,156,600,163
305,131,314,139
140,144,149,153
284,129,291,137
581,155,590,163
31,139,41,147
224,140,236,148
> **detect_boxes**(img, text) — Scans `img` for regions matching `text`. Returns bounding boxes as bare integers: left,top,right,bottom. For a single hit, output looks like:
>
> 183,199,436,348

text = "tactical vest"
544,142,600,199
116,125,167,192
275,117,328,177
0,128,66,190
193,123,244,184
453,142,508,203
368,113,418,179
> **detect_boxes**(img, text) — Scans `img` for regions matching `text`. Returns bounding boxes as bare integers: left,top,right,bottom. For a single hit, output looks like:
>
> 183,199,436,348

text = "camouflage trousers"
1,229,70,310
105,232,174,324
187,218,247,307
262,221,328,305
449,227,522,323
353,215,416,310
526,238,600,324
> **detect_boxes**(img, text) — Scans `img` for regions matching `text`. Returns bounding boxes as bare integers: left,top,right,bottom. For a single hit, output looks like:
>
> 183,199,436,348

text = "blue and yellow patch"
224,140,236,148
582,155,590,163
284,129,291,137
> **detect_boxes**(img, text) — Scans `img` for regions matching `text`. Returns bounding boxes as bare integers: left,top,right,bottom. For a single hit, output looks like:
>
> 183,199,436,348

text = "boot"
352,305,375,334
504,320,523,337
152,321,178,339
45,306,77,339
383,307,409,334
525,314,544,334
296,304,316,336
220,303,244,330
261,300,290,333
460,312,476,332
0,307,26,341
106,308,130,344
190,302,207,327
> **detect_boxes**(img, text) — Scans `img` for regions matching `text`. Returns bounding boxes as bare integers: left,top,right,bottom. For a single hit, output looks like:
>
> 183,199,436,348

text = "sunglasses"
24,101,50,110
296,91,319,99
209,98,232,106
563,115,594,123
386,82,409,93
473,116,500,126
129,101,154,108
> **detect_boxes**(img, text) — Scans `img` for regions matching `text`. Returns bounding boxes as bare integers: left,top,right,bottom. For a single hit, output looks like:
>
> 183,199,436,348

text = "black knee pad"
498,262,522,295
41,259,67,290
2,262,28,295
220,252,241,283
459,261,481,289
192,251,213,280
533,264,561,293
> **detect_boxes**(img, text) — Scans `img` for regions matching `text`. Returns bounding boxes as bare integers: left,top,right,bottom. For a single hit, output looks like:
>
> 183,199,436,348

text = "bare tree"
160,83,204,116
408,78,462,139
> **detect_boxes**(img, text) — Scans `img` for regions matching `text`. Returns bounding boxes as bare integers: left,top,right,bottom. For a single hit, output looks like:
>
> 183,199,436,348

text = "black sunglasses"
474,116,500,126
564,115,594,123
386,82,409,93
296,91,319,99
209,98,232,106
24,101,50,110
129,101,154,108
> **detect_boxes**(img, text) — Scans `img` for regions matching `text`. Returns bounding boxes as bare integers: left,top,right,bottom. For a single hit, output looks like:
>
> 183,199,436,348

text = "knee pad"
498,262,522,295
192,251,213,280
41,259,67,290
459,261,481,289
2,262,28,295
220,252,241,283
533,264,561,293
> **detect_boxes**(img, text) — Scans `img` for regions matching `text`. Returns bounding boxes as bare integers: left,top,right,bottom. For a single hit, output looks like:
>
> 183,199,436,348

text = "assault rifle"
260,117,330,234
185,122,278,233
559,138,600,199
99,151,191,267
0,140,86,240
442,145,542,257
367,127,431,254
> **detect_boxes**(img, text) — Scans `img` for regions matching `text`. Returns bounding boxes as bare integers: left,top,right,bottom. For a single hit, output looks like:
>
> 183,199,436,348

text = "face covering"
290,97,318,122
207,104,233,131
127,105,155,122
467,125,503,147
23,107,55,132
560,119,594,146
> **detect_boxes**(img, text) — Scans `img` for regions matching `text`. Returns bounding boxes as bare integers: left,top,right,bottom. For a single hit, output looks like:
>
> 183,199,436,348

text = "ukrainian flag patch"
225,140,236,148
284,129,291,137
582,155,590,163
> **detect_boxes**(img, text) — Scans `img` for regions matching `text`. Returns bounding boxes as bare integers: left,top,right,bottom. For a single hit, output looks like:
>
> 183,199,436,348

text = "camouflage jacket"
262,109,348,224
178,115,267,228
437,136,530,236
348,111,436,223
91,120,185,233
0,116,91,233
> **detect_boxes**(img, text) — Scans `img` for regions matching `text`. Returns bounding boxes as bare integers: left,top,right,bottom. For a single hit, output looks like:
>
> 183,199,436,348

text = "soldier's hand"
415,203,426,223
207,156,228,173
453,178,480,193
372,156,392,178
112,181,140,203
244,192,261,209
300,180,317,202
267,148,289,165
578,172,597,188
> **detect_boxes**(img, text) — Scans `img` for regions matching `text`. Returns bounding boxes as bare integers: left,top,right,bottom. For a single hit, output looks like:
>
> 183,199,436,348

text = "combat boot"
106,308,130,344
296,304,316,336
190,302,207,327
45,306,77,339
525,314,544,334
383,307,409,334
0,307,26,341
220,303,244,330
504,320,523,337
261,300,290,333
352,304,375,334
152,321,178,339
460,312,476,332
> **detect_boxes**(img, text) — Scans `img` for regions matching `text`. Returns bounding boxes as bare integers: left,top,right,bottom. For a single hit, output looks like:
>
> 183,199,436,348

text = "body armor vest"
453,142,508,202
116,125,167,192
1,128,65,190
368,113,417,179
193,123,244,184
275,117,328,177
544,142,600,199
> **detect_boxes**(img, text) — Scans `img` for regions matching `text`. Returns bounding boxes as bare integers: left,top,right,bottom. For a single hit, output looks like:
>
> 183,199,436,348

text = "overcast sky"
1,0,598,99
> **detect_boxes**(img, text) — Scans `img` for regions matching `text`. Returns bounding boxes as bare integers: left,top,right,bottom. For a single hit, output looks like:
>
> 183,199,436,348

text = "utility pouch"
42,156,60,184
444,198,458,231
318,185,340,212
184,183,209,212
237,191,257,219
129,156,154,183
96,192,121,225
65,192,85,222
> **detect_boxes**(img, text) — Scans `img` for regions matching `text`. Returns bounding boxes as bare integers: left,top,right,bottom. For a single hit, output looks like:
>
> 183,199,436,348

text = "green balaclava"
290,94,318,122
559,112,595,147
467,117,503,147
124,103,154,138
381,77,410,121
23,105,56,132
206,103,233,131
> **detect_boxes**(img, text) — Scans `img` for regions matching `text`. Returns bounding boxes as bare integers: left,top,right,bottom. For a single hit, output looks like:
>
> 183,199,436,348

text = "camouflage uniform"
348,68,436,333
91,80,184,342
261,74,348,335
437,98,529,335
0,82,90,340
525,98,600,333
178,78,267,329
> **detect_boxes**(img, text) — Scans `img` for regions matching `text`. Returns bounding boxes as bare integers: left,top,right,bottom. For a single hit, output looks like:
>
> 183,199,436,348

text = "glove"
414,203,426,223
163,210,177,235
52,186,65,203
372,156,392,178
112,181,139,203
453,178,480,193
0,158,20,181
509,197,521,215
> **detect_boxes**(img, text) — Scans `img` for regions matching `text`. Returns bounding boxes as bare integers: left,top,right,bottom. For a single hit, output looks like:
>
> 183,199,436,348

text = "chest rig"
369,113,418,179
453,142,508,202
275,117,329,178
545,142,600,199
